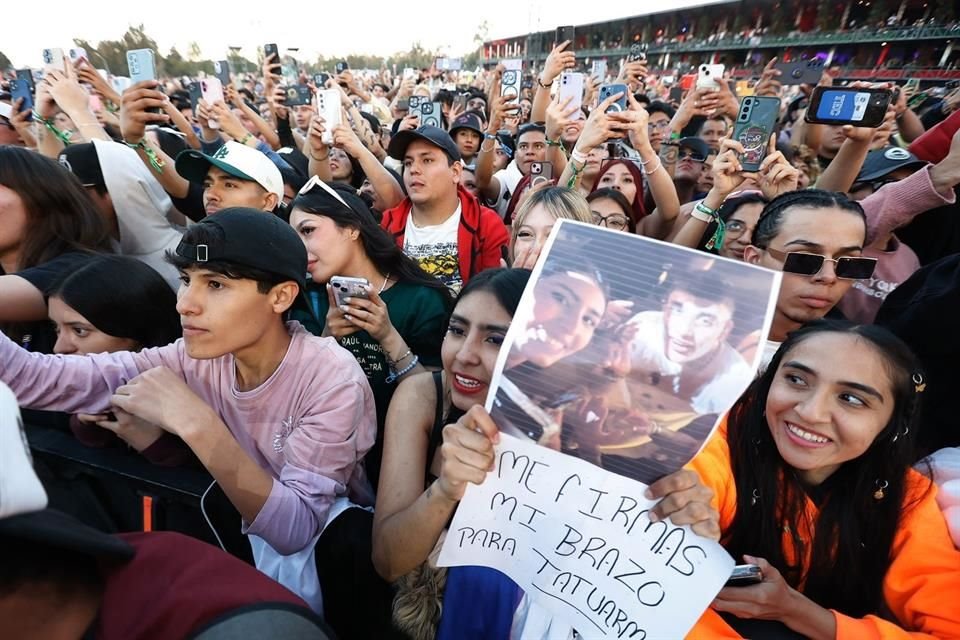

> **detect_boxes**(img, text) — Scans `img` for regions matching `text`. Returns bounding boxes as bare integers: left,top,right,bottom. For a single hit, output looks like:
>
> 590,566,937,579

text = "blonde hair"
510,186,594,248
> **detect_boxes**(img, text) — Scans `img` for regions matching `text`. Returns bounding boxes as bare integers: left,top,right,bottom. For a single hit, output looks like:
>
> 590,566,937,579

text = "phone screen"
816,90,872,122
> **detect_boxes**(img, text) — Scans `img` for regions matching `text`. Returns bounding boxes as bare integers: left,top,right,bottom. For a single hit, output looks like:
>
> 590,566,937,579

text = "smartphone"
697,64,725,90
314,73,330,87
8,77,33,121
454,93,468,112
669,86,684,103
264,43,279,62
397,97,410,111
200,77,224,129
804,86,892,128
126,49,157,84
591,60,607,84
188,82,202,108
284,84,314,107
558,72,585,120
330,276,370,308
733,96,781,172
408,95,422,111
335,61,349,74
418,101,443,128
69,47,88,65
501,67,522,104
16,69,35,94
725,564,762,587
317,89,341,144
214,60,231,88
774,59,824,86
42,48,65,74
904,78,921,93
530,161,553,185
599,83,629,113
555,25,575,47
628,43,648,63
281,56,299,86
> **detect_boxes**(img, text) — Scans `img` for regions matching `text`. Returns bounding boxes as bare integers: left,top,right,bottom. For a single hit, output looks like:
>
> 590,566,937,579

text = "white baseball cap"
175,141,285,202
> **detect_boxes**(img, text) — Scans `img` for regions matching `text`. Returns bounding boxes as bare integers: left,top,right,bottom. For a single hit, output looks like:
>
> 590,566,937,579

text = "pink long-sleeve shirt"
838,165,957,324
2,321,376,555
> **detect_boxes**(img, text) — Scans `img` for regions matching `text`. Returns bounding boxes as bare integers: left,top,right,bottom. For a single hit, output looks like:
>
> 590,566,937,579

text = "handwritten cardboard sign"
439,433,735,638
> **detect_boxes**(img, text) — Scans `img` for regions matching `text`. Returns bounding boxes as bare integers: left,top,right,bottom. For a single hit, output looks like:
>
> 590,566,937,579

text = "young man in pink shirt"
0,208,376,611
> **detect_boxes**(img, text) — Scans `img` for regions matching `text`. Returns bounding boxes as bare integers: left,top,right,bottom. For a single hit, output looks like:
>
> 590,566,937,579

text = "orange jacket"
685,420,960,639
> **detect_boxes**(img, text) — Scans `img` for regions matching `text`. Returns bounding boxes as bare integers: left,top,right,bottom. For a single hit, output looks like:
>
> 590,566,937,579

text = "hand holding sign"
437,405,500,502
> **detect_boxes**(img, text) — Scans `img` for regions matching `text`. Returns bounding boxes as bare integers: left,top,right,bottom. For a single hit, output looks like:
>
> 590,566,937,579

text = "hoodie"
94,139,184,291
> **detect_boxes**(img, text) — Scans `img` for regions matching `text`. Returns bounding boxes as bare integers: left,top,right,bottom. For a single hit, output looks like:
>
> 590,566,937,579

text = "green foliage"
0,50,11,71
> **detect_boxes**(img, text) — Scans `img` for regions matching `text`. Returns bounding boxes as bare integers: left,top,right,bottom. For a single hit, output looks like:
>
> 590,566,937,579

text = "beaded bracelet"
385,354,420,384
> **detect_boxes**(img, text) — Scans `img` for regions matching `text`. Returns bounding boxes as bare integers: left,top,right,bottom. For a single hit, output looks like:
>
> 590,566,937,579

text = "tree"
0,50,11,71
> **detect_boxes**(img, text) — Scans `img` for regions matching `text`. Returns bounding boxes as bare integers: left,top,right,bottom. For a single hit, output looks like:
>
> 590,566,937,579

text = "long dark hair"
49,255,182,348
587,188,636,233
291,181,451,300
723,320,928,617
0,146,111,271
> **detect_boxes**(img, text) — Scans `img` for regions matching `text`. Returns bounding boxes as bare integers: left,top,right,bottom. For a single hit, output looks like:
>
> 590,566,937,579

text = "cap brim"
175,150,257,185
0,509,135,561
387,129,430,161
857,161,927,183
450,124,483,136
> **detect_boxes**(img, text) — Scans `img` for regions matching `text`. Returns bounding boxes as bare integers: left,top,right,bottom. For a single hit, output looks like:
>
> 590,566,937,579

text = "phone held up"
558,72,585,120
330,276,370,308
126,49,157,84
317,89,342,145
804,86,892,128
725,564,762,587
733,96,781,172
555,25,575,47
9,71,34,120
598,83,629,114
628,43,648,63
530,161,553,186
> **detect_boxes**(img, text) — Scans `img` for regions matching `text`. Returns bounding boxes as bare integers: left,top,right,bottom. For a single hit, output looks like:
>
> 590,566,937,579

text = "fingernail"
644,488,654,500
648,511,660,522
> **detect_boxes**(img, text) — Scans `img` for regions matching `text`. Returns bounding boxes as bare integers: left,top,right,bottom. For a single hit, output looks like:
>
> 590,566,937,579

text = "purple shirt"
2,322,376,555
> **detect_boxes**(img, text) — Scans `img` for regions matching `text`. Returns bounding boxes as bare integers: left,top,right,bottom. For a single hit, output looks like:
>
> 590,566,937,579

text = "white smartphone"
317,89,341,145
69,47,88,65
200,77,225,129
558,72,585,120
330,276,370,308
697,64,725,90
42,48,66,74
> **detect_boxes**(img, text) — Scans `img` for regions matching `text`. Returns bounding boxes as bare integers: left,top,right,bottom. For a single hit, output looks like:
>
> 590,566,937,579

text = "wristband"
691,201,716,222
692,201,727,250
238,132,255,146
537,77,552,90
569,147,588,165
669,132,682,141
484,132,497,140
480,138,496,153
122,138,166,173
546,137,564,148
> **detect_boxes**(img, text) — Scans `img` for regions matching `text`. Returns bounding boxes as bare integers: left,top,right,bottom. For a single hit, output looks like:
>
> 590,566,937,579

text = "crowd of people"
2,26,960,640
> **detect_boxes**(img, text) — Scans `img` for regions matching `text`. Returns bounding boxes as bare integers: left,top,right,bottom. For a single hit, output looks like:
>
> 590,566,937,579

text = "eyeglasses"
592,212,630,230
678,149,706,163
764,247,877,280
647,120,671,131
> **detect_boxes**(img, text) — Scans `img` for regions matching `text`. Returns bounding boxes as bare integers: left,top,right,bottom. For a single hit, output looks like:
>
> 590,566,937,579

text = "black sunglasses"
678,148,705,162
765,247,876,280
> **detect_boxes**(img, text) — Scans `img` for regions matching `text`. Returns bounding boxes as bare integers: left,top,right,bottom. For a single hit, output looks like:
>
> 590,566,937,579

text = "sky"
3,0,726,68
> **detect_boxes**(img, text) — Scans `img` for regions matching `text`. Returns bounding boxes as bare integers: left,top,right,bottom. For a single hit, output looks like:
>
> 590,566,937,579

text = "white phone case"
558,72,585,120
200,77,224,129
697,64,725,90
317,89,341,145
43,48,65,74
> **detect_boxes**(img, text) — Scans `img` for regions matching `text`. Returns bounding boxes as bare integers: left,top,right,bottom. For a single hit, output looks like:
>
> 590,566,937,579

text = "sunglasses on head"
298,175,351,206
764,247,877,280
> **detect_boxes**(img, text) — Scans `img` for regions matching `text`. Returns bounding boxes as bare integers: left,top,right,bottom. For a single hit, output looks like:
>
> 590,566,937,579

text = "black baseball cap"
173,207,307,290
855,146,927,183
58,142,106,189
388,125,462,163
450,112,484,136
678,137,710,161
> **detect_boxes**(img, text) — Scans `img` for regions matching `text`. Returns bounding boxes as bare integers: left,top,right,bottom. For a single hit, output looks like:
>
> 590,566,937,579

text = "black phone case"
284,85,313,107
774,60,824,86
264,44,279,61
733,96,781,172
804,87,892,128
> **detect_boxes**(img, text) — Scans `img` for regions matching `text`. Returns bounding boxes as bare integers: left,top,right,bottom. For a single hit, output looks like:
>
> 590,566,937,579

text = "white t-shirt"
628,311,753,415
403,203,463,293
491,160,525,218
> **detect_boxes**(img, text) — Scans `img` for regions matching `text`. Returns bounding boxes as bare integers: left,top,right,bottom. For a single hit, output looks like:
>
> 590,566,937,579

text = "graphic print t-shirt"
403,204,463,293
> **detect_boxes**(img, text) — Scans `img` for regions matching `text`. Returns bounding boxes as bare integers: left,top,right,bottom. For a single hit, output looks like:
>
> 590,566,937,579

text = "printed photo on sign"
488,221,780,484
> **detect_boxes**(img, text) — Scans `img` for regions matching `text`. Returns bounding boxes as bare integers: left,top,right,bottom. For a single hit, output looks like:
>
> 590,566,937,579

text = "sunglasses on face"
764,247,877,280
678,149,705,162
